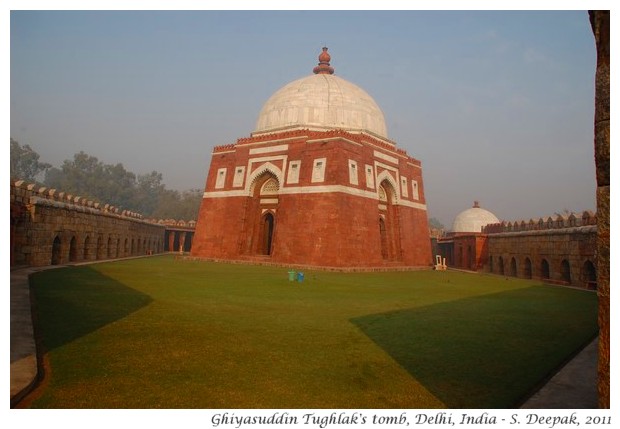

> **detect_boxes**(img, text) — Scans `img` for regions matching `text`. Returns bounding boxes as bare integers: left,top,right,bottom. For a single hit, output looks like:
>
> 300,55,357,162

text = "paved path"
10,268,40,406
10,265,600,408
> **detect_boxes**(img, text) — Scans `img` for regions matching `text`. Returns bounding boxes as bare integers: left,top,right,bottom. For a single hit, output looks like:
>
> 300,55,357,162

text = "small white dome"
253,48,388,139
452,202,499,233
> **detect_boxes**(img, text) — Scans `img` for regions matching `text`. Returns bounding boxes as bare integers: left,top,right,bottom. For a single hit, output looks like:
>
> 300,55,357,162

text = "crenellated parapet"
10,178,200,266
218,128,421,165
482,211,597,234
213,143,236,153
11,179,145,220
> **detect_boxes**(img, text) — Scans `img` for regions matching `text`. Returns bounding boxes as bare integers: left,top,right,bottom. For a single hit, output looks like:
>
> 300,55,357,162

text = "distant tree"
134,171,165,215
150,188,202,221
45,151,137,211
10,138,51,181
42,149,200,219
428,217,445,230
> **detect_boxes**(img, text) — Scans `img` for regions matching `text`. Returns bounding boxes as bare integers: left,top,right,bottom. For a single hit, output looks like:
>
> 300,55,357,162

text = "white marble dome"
253,48,388,139
452,202,500,233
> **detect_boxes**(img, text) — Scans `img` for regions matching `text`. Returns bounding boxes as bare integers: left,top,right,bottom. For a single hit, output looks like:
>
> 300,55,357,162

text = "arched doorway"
510,257,517,277
261,212,275,255
69,236,77,262
524,257,532,279
96,235,104,260
582,260,596,289
377,179,401,262
560,259,572,284
245,172,280,256
498,256,505,275
84,236,91,260
541,259,550,280
51,236,62,265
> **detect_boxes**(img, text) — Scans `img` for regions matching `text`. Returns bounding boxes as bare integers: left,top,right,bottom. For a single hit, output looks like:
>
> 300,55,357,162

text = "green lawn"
28,255,598,408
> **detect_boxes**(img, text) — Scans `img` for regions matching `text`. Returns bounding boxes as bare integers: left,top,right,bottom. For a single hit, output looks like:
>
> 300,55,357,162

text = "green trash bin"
288,270,296,281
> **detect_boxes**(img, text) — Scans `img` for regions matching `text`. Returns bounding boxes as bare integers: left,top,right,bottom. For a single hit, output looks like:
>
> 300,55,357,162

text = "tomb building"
191,48,432,268
436,201,499,271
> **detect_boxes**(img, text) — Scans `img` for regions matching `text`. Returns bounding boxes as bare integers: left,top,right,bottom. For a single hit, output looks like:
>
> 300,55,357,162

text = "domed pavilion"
191,48,432,268
451,201,500,234
435,201,500,271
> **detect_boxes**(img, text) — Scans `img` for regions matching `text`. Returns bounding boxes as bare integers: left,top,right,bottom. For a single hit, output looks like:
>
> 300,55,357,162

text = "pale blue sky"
10,9,598,227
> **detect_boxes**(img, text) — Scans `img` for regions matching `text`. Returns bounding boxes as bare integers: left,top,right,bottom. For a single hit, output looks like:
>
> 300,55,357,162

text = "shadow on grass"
30,266,153,352
351,286,598,409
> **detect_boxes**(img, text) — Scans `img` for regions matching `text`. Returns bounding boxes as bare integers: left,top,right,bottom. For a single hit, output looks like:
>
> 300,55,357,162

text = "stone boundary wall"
485,224,597,289
482,211,596,234
10,180,166,267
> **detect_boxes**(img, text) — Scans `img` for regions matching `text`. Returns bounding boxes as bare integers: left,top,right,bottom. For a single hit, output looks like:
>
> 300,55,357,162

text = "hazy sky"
9,8,599,227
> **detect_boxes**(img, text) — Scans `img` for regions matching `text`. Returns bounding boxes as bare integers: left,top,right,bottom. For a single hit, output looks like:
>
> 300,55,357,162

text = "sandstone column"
589,10,609,409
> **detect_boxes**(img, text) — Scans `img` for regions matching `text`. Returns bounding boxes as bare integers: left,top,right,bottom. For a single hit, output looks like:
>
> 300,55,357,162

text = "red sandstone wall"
192,130,431,268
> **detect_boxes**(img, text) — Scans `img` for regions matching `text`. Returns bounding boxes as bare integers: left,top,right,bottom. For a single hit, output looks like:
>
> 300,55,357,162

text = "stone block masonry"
484,217,597,289
10,180,166,267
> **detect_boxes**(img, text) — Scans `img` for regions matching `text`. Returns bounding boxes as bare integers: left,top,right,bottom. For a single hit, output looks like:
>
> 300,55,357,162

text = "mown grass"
28,255,598,408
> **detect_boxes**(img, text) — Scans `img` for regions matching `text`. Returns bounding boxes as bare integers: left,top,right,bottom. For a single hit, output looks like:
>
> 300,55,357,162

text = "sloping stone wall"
485,226,597,288
10,180,165,267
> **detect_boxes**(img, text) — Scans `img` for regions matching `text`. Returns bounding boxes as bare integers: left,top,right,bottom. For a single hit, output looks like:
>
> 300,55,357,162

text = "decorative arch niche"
377,178,401,262
243,170,281,257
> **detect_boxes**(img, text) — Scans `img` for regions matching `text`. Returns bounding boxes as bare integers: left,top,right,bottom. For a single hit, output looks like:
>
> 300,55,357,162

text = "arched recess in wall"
107,237,113,258
524,257,532,279
261,212,275,255
378,179,401,262
510,257,517,277
124,238,129,256
69,236,77,262
51,235,62,265
84,235,91,261
246,172,280,256
96,234,104,260
498,256,505,275
379,216,388,260
489,255,494,273
468,245,474,270
541,259,550,280
582,260,597,289
560,259,572,284
116,238,121,258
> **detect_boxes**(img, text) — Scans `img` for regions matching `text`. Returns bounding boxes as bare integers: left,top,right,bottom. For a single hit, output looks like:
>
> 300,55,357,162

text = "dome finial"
473,201,480,208
313,47,335,75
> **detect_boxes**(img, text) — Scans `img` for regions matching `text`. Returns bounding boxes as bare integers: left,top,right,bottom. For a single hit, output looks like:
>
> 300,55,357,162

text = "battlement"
214,128,420,164
11,179,144,220
11,179,196,227
482,211,596,234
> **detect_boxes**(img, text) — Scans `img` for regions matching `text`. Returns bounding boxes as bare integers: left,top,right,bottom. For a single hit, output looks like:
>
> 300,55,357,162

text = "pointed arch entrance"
582,260,596,289
69,236,78,262
261,212,275,255
243,171,280,257
377,179,401,262
51,236,62,265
